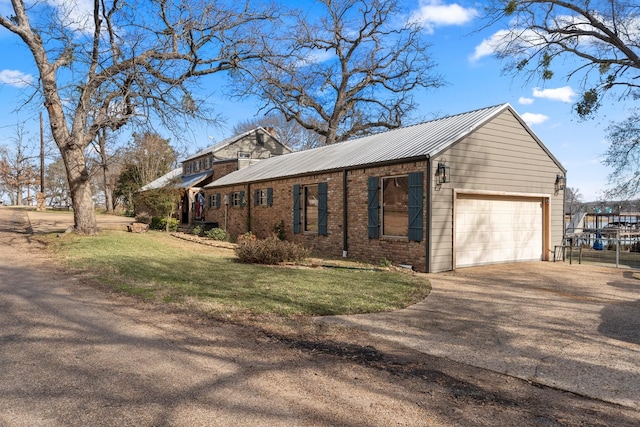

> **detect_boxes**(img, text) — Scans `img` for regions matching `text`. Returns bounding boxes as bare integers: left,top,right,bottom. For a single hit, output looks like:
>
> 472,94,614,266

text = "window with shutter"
267,188,273,206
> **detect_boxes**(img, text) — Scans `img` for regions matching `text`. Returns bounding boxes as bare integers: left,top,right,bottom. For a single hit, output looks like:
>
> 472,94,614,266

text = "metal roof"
139,168,183,191
207,103,539,188
139,168,212,191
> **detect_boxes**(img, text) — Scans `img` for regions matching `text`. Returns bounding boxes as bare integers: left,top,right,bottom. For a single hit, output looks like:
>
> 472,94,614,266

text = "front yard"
39,230,430,319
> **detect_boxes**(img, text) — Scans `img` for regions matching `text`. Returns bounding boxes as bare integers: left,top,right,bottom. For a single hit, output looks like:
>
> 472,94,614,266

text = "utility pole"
36,111,46,211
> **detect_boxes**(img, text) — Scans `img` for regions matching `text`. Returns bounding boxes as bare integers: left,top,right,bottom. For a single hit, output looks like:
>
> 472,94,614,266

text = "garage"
455,194,544,268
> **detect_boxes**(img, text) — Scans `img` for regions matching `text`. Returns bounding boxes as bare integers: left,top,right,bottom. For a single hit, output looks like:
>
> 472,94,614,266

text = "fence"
557,228,640,269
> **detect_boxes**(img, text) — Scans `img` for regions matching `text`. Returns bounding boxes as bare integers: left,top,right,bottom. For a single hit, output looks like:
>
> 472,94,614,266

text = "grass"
40,230,430,319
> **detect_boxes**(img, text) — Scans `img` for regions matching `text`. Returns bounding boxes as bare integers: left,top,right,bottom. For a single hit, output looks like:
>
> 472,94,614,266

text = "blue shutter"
293,184,300,234
254,189,259,206
267,188,273,206
367,177,379,239
215,193,221,209
239,191,245,207
408,172,424,242
318,182,328,236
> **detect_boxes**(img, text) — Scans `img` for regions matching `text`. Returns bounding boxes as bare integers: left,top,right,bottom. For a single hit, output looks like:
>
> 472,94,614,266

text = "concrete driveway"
321,262,640,409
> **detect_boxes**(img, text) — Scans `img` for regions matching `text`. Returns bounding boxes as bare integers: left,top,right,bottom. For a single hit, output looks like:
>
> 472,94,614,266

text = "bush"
235,234,309,265
150,216,179,232
204,227,227,241
273,220,286,240
192,225,203,236
135,212,151,224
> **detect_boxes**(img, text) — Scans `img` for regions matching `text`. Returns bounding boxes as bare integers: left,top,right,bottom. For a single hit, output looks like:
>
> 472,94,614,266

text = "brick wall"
204,159,430,272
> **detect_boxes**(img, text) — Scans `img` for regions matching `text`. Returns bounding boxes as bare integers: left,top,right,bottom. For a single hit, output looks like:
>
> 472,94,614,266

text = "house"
203,104,566,272
138,127,291,224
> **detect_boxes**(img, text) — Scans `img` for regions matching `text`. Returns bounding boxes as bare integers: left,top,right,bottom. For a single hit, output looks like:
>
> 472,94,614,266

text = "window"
304,185,318,232
238,152,251,159
231,191,244,207
254,188,273,206
208,194,219,208
382,176,409,237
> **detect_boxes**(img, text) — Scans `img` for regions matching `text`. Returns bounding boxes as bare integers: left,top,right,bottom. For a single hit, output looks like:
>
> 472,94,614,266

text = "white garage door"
455,195,543,268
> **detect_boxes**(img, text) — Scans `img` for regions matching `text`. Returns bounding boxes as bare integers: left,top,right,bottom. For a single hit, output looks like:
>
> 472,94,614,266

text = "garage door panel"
456,196,542,268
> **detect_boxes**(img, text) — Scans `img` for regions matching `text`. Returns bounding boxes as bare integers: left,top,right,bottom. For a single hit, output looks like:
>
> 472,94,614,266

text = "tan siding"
430,109,564,272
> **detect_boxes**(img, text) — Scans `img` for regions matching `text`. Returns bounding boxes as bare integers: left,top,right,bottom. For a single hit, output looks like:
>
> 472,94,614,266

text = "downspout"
426,158,432,273
342,169,348,257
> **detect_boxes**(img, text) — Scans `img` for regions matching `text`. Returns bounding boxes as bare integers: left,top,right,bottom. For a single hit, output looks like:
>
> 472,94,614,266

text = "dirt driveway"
321,262,640,409
2,206,640,425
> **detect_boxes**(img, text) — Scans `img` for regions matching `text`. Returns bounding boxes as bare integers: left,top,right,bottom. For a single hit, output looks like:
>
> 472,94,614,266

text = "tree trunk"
63,145,98,234
104,184,114,214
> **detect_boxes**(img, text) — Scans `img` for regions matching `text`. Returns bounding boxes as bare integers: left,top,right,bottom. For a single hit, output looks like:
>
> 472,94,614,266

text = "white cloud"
532,86,576,103
518,97,534,105
412,1,478,34
469,29,511,62
521,112,549,125
0,69,33,88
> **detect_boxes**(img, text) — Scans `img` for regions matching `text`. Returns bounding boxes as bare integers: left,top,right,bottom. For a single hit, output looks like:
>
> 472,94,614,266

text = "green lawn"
41,231,430,318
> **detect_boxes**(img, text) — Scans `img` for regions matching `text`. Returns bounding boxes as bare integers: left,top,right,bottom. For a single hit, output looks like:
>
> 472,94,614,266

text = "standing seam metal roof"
205,104,553,188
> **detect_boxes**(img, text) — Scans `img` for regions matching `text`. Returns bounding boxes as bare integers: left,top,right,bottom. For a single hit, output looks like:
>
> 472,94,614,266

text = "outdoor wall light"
555,174,566,193
436,161,450,185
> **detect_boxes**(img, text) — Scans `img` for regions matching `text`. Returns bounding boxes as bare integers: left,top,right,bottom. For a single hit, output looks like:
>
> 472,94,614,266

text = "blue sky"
0,0,632,202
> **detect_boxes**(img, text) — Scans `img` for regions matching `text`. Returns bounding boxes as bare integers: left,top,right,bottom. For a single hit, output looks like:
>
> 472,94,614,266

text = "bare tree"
0,124,39,205
88,128,124,213
603,111,640,198
565,186,583,214
232,114,323,151
482,0,640,118
0,0,274,233
233,0,444,145
45,158,72,208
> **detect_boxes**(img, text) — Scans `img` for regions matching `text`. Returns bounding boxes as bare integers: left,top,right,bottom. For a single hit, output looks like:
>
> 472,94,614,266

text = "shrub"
273,220,286,240
192,225,203,236
150,216,179,232
204,227,227,241
135,212,151,224
235,234,309,265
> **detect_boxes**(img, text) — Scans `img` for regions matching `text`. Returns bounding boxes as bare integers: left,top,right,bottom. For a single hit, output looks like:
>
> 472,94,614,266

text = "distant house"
138,127,291,224
203,104,566,272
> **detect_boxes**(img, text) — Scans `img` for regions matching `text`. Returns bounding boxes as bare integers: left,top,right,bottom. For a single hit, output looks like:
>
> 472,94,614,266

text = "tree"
0,124,39,205
232,114,323,151
233,0,443,145
482,1,640,118
0,0,274,234
114,133,177,212
88,128,123,214
135,186,183,232
565,186,583,214
45,158,72,207
602,112,640,199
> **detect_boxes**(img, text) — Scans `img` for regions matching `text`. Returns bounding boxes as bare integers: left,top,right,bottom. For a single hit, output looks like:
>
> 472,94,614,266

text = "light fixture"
555,174,566,193
436,162,450,185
